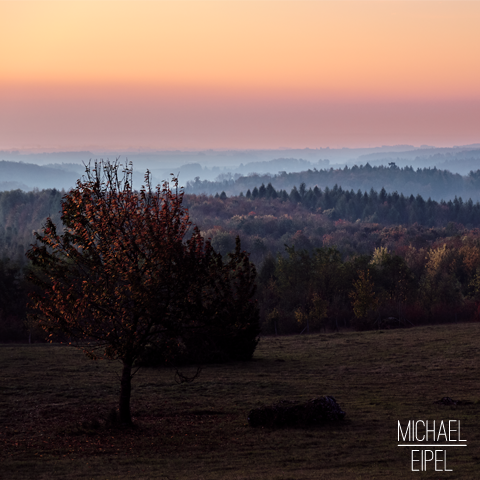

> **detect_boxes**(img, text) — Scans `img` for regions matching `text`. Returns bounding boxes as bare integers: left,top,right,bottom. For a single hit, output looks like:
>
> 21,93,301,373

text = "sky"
1,0,479,151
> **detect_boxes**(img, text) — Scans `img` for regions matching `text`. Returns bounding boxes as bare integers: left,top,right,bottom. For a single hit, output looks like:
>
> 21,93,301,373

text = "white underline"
398,444,467,447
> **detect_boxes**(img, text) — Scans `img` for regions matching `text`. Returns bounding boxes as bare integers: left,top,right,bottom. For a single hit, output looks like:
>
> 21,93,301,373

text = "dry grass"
1,323,480,479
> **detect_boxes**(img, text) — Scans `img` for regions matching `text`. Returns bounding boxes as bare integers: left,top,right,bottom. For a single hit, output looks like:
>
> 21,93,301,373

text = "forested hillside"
0,189,64,262
3,166,480,341
1,181,478,266
0,160,83,191
187,164,480,201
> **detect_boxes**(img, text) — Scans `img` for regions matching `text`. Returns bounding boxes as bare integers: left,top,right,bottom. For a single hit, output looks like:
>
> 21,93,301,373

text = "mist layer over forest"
1,144,480,193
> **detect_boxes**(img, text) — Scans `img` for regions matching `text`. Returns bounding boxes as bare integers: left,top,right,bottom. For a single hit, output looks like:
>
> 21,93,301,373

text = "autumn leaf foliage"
26,160,259,424
349,269,379,328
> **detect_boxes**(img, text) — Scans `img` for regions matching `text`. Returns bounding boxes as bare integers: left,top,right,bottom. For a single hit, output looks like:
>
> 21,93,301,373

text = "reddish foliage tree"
26,161,259,425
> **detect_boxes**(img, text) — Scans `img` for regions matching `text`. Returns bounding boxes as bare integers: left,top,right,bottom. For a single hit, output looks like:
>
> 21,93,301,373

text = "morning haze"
1,1,480,479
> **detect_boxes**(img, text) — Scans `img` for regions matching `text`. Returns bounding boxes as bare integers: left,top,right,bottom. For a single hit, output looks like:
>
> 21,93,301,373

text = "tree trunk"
119,361,133,425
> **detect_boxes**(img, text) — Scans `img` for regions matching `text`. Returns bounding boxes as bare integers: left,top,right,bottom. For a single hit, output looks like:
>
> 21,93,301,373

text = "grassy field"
1,323,479,479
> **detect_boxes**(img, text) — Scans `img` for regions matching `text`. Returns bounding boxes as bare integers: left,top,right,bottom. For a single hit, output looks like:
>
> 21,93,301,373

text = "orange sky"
1,1,479,150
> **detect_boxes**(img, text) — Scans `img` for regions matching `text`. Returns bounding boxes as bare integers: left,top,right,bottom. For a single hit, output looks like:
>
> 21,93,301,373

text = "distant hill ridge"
0,160,81,191
186,163,480,202
2,143,480,191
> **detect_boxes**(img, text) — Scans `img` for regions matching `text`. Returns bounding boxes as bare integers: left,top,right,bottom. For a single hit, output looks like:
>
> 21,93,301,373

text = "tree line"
3,176,480,344
235,181,479,227
187,163,480,202
3,176,480,265
256,234,480,335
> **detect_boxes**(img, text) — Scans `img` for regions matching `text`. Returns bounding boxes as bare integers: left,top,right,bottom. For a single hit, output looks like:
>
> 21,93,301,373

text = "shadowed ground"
1,323,479,479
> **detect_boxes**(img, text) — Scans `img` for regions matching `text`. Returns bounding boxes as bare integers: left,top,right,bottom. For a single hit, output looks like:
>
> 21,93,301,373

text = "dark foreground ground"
1,323,479,479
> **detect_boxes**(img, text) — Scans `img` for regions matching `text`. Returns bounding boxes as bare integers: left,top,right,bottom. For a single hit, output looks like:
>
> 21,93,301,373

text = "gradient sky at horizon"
1,0,479,151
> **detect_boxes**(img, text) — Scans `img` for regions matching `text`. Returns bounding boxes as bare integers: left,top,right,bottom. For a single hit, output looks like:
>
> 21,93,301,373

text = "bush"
138,237,260,367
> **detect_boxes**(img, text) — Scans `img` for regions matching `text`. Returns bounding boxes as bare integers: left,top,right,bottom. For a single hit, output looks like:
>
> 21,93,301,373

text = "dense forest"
3,164,480,342
255,235,480,335
186,164,480,202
